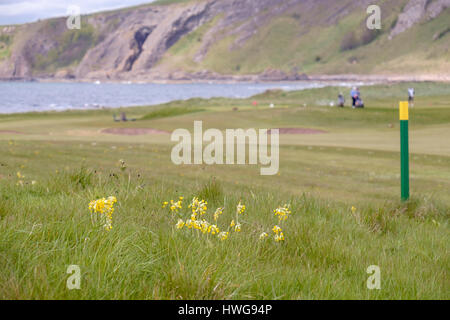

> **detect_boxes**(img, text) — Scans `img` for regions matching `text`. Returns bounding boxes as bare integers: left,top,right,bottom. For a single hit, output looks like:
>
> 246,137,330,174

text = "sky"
0,0,156,25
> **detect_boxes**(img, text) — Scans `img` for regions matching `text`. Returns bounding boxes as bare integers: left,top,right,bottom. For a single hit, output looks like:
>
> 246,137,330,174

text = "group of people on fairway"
338,87,364,108
337,87,415,109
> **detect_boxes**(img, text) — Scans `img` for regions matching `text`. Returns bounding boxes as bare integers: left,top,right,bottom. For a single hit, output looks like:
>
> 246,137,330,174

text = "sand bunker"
269,128,327,134
101,128,170,135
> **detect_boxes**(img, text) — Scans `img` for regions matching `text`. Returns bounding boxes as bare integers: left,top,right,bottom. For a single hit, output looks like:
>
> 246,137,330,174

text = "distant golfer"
338,93,345,107
408,88,415,107
350,87,360,108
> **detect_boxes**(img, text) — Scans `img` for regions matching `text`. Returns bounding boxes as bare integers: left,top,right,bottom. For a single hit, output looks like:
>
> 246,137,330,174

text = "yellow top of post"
399,101,409,120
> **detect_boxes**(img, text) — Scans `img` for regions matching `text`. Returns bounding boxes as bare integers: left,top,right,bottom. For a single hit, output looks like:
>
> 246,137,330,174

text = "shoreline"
0,78,447,116
1,73,449,84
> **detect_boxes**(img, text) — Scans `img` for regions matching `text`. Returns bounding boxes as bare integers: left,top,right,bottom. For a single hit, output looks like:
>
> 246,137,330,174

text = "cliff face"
0,0,449,81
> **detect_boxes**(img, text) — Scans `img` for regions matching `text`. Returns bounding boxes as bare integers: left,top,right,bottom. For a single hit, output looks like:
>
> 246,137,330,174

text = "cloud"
0,0,155,25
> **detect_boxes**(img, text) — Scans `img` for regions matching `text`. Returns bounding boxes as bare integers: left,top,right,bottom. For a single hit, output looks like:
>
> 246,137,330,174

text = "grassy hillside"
158,3,450,75
0,82,449,299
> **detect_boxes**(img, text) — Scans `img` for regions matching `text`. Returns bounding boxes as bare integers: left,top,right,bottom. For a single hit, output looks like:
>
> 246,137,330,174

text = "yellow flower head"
234,223,241,232
213,207,224,221
189,197,207,216
274,204,291,221
218,231,229,241
209,225,220,235
259,232,268,240
185,219,194,229
176,219,185,229
88,196,117,231
230,219,236,227
272,225,282,234
200,220,210,234
236,201,246,215
274,232,285,242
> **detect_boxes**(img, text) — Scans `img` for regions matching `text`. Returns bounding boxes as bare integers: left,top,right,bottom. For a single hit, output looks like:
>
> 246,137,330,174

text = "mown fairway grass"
0,82,449,299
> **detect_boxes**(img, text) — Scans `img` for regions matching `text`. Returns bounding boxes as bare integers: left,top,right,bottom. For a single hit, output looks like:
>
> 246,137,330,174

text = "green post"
400,102,409,201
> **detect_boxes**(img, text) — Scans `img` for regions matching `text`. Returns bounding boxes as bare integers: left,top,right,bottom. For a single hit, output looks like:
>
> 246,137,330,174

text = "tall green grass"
0,164,448,299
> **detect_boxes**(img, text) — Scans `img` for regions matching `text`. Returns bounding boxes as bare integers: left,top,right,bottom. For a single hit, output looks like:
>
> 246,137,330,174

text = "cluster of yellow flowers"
274,204,291,222
88,196,117,231
189,197,208,217
258,204,291,243
177,218,220,235
272,225,285,242
162,196,184,213
213,207,224,221
163,196,291,243
165,197,245,241
236,201,246,215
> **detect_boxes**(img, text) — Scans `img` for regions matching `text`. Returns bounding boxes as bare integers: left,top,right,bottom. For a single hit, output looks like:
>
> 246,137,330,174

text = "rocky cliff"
0,0,449,81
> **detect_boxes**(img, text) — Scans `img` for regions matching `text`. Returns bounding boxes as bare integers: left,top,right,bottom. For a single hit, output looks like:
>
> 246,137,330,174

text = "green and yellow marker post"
399,101,409,201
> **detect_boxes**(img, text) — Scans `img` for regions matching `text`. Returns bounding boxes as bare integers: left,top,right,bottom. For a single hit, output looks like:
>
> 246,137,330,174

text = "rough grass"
0,165,448,299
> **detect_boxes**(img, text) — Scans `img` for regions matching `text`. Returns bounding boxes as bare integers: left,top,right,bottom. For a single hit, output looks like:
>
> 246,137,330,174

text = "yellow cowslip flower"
213,207,224,221
274,232,285,242
17,171,24,179
218,231,229,241
169,199,182,212
272,225,282,234
119,159,126,170
189,197,207,216
88,196,117,231
234,223,241,232
274,204,291,221
259,232,268,240
351,206,357,213
162,201,169,208
230,219,236,227
208,225,219,235
185,219,194,229
176,219,185,229
200,220,210,234
236,201,246,215
193,220,201,230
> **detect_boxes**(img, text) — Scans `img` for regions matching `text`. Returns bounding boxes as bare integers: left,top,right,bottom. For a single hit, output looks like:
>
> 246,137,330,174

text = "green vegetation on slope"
32,19,99,73
0,34,12,61
159,3,450,75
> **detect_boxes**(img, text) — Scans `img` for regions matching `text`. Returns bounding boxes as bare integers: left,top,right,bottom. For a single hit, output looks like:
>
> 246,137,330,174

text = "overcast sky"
0,0,156,25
